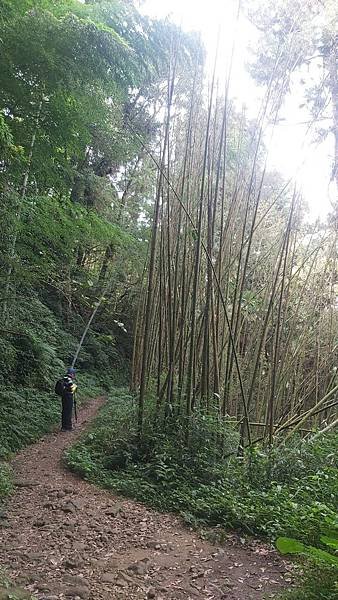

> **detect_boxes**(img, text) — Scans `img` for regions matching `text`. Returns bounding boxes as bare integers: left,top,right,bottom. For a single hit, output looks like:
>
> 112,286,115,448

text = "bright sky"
141,0,335,221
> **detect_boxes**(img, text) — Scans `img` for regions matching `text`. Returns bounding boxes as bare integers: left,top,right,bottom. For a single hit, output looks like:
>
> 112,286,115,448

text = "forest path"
0,398,292,600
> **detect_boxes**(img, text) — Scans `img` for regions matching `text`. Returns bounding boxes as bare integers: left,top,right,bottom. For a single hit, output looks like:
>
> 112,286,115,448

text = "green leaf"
276,537,305,554
276,537,338,566
320,535,338,550
306,546,338,566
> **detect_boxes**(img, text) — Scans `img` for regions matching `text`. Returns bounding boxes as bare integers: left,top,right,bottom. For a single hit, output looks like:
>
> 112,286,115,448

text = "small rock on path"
0,397,292,599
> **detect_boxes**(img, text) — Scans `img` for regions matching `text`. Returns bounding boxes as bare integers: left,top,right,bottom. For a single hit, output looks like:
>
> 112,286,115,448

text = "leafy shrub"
275,520,338,599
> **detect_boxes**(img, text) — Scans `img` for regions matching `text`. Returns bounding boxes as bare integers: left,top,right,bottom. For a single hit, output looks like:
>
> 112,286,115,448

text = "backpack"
55,378,65,396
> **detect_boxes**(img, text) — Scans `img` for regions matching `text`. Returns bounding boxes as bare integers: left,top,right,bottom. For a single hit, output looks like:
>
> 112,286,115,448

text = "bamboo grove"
131,41,338,446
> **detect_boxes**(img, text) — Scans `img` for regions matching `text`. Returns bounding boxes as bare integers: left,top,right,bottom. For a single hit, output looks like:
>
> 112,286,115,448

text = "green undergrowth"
277,561,337,600
65,390,338,547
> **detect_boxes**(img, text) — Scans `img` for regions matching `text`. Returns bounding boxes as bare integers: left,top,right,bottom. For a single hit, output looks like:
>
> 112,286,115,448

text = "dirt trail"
0,398,292,600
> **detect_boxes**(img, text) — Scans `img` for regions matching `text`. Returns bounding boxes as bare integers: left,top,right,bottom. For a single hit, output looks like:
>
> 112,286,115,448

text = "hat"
67,367,76,375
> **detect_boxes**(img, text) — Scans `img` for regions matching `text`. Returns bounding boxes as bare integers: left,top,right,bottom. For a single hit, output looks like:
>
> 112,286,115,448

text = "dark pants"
61,393,74,430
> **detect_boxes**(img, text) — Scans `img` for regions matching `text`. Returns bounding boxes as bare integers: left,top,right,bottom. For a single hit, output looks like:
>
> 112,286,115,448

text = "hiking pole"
71,281,112,369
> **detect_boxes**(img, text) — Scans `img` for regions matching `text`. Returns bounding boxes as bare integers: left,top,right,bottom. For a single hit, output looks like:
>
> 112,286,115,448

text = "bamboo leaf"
276,537,305,554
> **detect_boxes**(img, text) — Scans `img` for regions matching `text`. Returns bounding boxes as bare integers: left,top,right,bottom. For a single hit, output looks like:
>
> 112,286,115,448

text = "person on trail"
61,367,77,432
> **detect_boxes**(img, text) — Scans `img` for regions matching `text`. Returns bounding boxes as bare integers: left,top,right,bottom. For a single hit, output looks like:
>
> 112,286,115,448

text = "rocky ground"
0,398,293,600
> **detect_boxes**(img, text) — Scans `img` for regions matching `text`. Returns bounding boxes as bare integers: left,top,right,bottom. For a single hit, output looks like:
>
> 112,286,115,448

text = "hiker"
60,367,77,432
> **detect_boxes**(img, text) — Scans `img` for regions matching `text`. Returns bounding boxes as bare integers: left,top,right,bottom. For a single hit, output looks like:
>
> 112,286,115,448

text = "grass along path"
0,397,292,600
